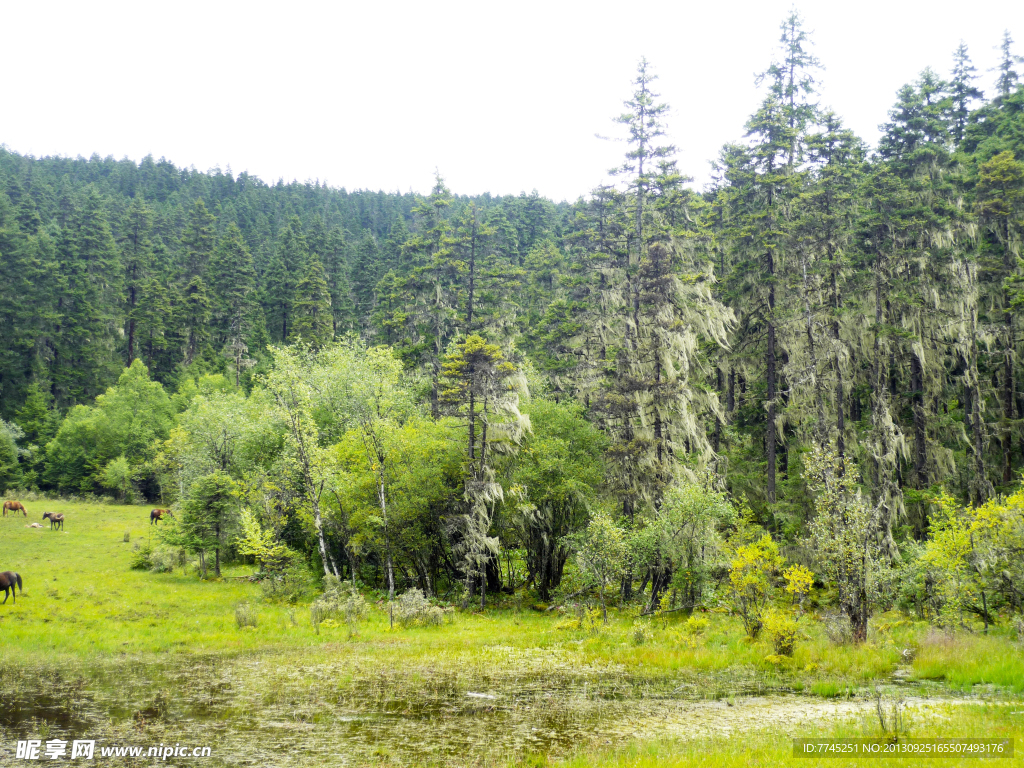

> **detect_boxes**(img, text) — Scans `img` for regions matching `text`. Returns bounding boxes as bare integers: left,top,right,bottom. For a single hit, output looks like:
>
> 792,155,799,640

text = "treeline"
2,12,1024,629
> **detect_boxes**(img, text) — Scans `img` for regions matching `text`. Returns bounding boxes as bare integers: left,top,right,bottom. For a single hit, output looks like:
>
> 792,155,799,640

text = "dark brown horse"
150,509,174,525
3,501,26,517
0,572,22,604
42,512,64,531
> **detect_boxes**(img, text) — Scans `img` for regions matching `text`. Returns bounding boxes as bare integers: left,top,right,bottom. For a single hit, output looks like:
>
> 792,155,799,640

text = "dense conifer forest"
2,12,1024,632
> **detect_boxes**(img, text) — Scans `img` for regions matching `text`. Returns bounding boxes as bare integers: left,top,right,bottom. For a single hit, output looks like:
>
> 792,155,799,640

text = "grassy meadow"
1,500,1022,766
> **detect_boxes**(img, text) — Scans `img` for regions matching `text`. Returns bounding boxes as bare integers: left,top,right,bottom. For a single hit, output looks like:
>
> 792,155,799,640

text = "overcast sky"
2,0,1022,202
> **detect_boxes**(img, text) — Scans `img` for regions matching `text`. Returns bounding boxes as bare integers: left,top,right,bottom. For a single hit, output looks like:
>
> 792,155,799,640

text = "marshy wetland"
1,502,1021,766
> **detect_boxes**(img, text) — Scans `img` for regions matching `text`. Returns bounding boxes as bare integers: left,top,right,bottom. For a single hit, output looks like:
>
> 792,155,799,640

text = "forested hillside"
2,13,1023,628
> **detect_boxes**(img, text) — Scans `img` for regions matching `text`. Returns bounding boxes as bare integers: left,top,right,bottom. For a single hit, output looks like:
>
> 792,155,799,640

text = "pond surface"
0,648,973,766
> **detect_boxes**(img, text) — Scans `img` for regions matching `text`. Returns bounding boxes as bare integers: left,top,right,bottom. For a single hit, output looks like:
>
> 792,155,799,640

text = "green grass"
809,680,849,698
1,500,1022,691
913,631,1024,693
1,501,1022,766
534,702,1023,767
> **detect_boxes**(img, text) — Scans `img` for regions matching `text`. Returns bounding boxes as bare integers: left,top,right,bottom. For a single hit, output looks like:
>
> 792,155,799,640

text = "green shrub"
259,562,315,603
235,603,258,629
631,619,653,645
148,546,180,573
311,577,369,635
683,615,710,635
130,542,153,570
392,588,449,628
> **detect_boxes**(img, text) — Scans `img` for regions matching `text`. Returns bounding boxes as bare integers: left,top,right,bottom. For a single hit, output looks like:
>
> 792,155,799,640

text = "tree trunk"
214,520,221,577
801,252,827,448
378,479,395,599
311,498,335,578
127,284,137,363
911,352,926,488
713,368,723,453
1003,300,1015,484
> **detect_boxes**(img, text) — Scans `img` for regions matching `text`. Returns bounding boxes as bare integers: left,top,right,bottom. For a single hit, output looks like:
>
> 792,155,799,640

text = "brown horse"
0,572,22,604
150,509,174,525
42,512,64,531
3,501,26,517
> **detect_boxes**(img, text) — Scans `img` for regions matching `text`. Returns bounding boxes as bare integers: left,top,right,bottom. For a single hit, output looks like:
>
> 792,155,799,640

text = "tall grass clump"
311,576,369,635
235,602,258,629
914,631,1024,692
393,588,448,628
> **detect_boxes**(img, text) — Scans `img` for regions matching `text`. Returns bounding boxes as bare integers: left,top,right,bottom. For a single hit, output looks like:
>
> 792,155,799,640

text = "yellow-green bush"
762,607,799,656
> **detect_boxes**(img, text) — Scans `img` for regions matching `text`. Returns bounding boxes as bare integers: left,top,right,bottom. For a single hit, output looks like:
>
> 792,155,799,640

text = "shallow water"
0,649,977,767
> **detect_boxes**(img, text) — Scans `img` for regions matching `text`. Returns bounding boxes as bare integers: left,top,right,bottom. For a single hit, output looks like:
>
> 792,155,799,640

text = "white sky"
2,0,1022,202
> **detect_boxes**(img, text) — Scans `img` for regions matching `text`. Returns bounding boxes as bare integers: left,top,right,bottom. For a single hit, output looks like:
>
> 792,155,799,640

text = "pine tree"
793,112,865,466
208,222,256,348
976,151,1024,487
181,276,211,365
439,335,529,607
995,30,1022,100
350,231,383,325
180,199,216,280
265,216,309,341
51,186,122,405
399,175,461,416
290,256,333,349
949,42,983,145
0,193,50,412
135,276,172,371
119,197,154,363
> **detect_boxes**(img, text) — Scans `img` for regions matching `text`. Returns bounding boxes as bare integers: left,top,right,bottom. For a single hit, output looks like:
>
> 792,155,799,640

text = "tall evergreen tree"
950,42,983,145
208,222,256,348
51,186,122,405
119,197,154,363
290,255,333,349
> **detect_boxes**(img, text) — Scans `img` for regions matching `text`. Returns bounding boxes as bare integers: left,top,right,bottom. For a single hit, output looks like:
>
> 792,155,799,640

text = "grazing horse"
3,501,26,517
42,512,64,531
0,572,22,604
150,509,173,525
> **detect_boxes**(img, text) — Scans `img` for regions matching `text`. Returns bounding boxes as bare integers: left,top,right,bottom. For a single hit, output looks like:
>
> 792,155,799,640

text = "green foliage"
2,17,1024,640
805,447,879,642
45,360,174,494
505,397,606,601
683,615,709,636
161,470,238,578
0,419,24,493
563,512,627,623
236,506,294,574
99,455,135,501
631,618,653,645
130,541,154,570
634,479,736,611
311,576,369,635
260,562,317,604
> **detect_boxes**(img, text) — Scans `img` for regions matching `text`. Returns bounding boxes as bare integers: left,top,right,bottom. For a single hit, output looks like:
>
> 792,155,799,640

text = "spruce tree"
181,276,211,365
208,222,256,348
180,199,216,280
51,186,122,405
290,256,333,349
119,197,154,363
949,42,983,145
995,30,1022,100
